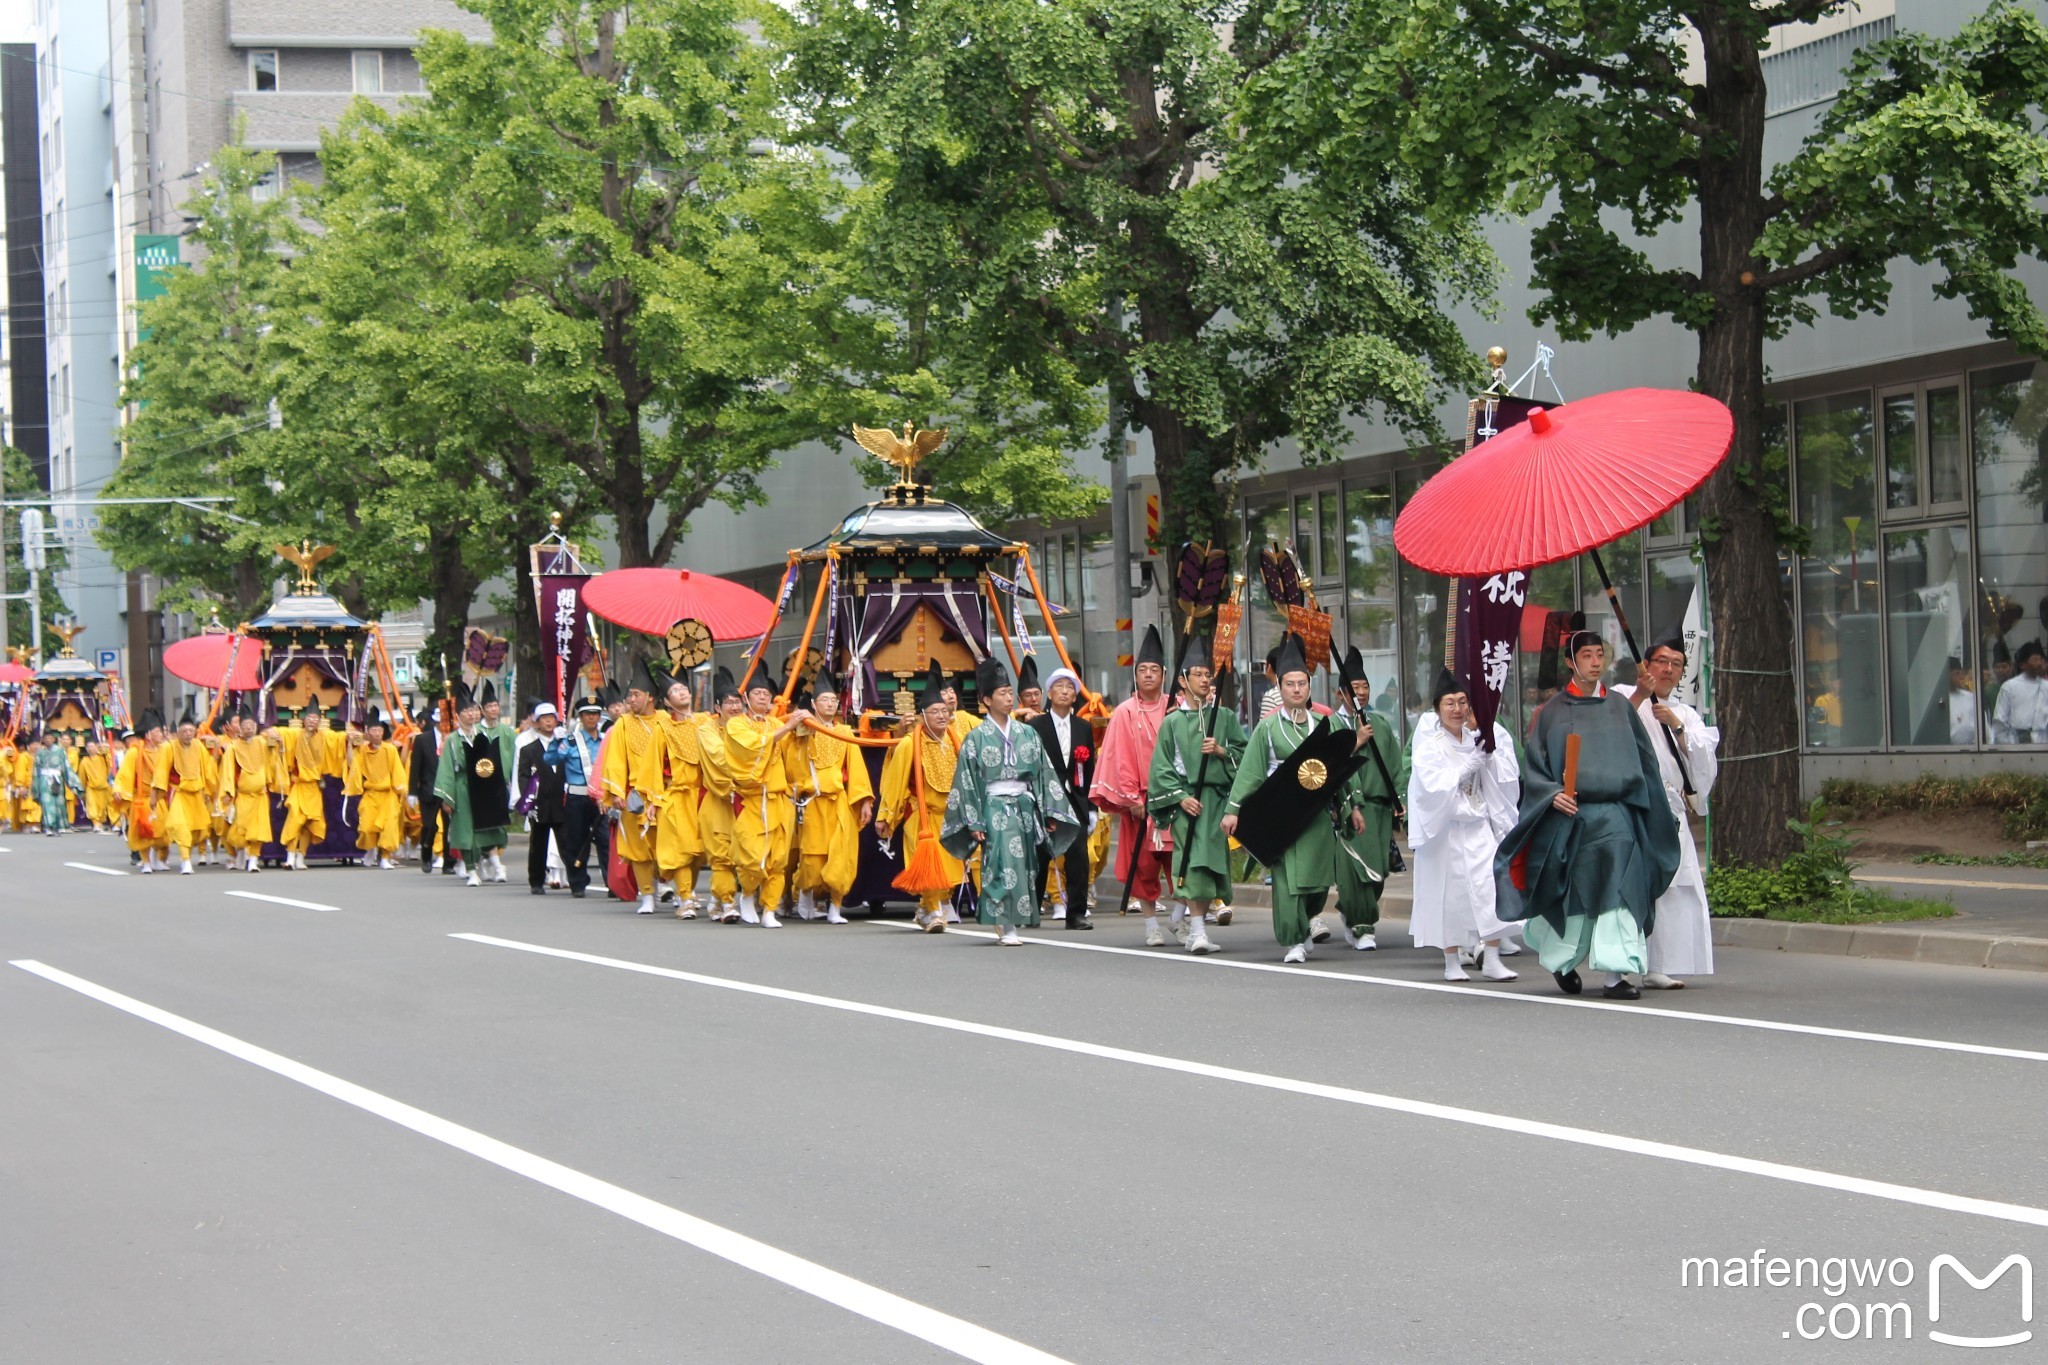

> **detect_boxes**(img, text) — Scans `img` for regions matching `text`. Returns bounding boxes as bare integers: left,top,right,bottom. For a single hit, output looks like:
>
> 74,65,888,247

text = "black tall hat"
629,653,659,696
479,679,498,708
746,667,780,697
1650,618,1687,659
1432,666,1469,705
1015,653,1040,695
1993,637,2013,665
1563,610,1601,658
811,664,842,698
1264,641,1283,675
1273,632,1309,681
1176,631,1211,677
922,658,948,710
176,696,199,727
1135,623,1166,671
600,681,620,708
139,707,165,734
364,704,386,730
231,703,253,724
451,678,476,710
713,666,740,702
1340,645,1367,692
975,653,1009,700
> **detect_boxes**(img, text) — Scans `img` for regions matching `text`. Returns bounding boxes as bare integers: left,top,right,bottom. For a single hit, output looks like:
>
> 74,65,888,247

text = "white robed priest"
1614,618,1720,989
1405,666,1523,982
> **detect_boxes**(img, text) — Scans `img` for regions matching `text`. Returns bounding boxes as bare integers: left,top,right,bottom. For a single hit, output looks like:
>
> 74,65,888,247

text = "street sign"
54,502,102,539
95,648,121,674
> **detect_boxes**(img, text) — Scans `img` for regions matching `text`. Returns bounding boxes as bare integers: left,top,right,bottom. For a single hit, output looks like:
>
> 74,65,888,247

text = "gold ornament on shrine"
852,421,950,491
275,540,337,595
50,622,88,657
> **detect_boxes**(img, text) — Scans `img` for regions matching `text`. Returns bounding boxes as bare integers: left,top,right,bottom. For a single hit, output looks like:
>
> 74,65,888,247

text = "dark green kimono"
1493,684,1680,974
1333,707,1401,934
1147,701,1247,905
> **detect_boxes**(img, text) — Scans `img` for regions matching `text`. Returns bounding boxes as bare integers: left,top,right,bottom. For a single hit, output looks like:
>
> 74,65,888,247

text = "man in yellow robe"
218,709,277,872
79,740,113,831
726,672,806,927
601,660,667,914
657,678,706,918
695,670,745,921
116,714,171,870
1,736,22,832
876,663,966,931
346,709,408,868
279,706,348,869
154,714,219,875
787,672,873,923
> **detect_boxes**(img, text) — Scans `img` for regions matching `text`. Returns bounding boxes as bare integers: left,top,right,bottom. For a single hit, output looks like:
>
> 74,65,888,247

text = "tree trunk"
421,527,481,709
1693,12,1801,867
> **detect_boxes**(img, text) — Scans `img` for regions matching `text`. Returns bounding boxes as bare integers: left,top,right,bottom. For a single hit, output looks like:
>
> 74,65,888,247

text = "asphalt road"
5,831,2046,1363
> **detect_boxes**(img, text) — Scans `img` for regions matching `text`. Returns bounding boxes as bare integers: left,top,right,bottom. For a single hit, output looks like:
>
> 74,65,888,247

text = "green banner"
135,234,181,301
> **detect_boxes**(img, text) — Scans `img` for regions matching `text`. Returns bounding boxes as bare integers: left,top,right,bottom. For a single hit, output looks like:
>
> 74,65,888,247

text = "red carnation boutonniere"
1072,744,1090,764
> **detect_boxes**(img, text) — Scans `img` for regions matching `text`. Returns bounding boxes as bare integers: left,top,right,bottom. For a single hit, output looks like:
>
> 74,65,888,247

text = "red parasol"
0,661,33,683
583,567,775,640
164,633,264,690
1393,388,1732,576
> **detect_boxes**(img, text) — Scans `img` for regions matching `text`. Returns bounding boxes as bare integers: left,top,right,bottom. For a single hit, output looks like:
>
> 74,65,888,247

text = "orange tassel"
893,831,954,894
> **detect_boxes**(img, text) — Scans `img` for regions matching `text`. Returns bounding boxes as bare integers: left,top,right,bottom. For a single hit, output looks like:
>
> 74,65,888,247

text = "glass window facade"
1972,361,2048,747
1795,392,1880,747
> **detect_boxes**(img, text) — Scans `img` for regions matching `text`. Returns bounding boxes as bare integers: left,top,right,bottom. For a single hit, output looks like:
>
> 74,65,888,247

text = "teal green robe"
1225,709,1343,947
1333,707,1401,931
1146,702,1246,904
942,718,1080,928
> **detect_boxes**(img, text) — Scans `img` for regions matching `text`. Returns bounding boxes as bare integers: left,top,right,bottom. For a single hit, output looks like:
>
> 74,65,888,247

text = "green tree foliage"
785,0,1492,568
1278,0,2048,864
1,446,71,655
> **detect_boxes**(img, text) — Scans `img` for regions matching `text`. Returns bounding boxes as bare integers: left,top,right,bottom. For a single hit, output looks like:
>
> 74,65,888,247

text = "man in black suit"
407,717,452,874
517,702,569,894
1029,665,1097,929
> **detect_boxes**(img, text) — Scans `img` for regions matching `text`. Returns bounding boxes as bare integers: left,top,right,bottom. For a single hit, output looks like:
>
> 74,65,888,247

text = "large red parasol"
582,566,775,639
164,633,264,690
0,661,33,684
1393,388,1732,576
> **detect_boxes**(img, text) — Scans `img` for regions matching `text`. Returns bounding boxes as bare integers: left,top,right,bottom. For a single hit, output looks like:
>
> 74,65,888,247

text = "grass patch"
1910,850,2048,869
1747,891,1956,925
1706,798,1954,924
1820,772,2048,843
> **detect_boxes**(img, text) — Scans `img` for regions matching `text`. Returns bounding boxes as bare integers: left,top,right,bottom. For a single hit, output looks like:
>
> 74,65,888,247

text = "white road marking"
225,890,339,913
7,959,1073,1365
880,923,2048,1064
452,932,2048,1231
64,861,128,877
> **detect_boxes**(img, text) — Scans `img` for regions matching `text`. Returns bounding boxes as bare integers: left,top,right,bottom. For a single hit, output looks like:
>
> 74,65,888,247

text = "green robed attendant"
432,680,513,886
1221,633,1373,965
1145,631,1244,955
941,655,1082,946
1493,630,1680,1000
1331,646,1401,951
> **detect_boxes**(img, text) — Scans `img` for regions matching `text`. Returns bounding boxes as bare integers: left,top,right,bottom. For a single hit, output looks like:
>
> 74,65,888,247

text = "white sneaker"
1214,905,1232,925
998,926,1023,946
1282,944,1308,965
738,897,761,926
1480,946,1519,981
1187,927,1218,955
761,910,783,928
1353,933,1377,951
466,871,482,887
1642,972,1685,990
180,860,193,875
637,895,656,915
825,906,848,924
1170,918,1191,946
1309,916,1333,943
1144,923,1167,947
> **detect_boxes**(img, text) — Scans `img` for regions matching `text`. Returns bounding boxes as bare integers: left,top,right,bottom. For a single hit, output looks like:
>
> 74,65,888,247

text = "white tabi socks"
794,890,817,921
738,894,761,926
636,893,656,915
824,902,848,924
1480,944,1518,981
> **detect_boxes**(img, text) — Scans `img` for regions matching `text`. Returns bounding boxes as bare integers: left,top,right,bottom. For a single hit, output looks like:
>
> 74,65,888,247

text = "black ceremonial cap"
1176,631,1211,677
176,696,199,727
1341,645,1366,688
629,654,658,696
365,705,386,729
922,658,948,710
1135,624,1166,670
1015,653,1040,694
1650,619,1687,659
452,678,475,710
975,653,1009,699
811,665,841,698
479,678,497,707
713,666,740,702
1274,632,1309,681
1432,666,1468,705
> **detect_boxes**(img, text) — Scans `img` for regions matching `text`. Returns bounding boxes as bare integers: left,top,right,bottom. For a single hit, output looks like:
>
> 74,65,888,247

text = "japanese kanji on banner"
1455,570,1526,752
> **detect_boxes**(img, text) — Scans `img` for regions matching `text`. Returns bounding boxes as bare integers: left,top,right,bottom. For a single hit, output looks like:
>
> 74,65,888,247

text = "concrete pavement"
5,829,2046,1362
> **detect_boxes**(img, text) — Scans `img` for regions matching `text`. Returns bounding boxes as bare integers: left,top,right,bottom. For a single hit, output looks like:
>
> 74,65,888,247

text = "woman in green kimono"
32,735,83,835
941,656,1081,946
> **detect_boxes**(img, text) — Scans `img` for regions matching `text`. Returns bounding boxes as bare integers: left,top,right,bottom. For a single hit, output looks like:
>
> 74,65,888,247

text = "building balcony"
229,91,411,153
226,0,488,49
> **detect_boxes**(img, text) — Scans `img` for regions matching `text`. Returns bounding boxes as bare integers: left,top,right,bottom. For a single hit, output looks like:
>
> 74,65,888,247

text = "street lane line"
451,932,2048,1232
874,922,2048,1064
1859,873,2043,892
225,890,339,913
64,861,128,877
6,959,1073,1365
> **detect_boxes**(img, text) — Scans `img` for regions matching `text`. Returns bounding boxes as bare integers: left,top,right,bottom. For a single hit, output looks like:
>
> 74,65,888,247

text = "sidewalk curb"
1089,878,2048,974
1710,918,2048,973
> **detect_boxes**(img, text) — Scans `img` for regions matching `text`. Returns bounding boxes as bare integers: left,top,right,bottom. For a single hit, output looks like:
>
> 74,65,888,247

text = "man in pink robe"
1089,625,1175,945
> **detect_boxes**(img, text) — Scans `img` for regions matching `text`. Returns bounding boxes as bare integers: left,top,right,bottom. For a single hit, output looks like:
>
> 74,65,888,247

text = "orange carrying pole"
983,576,1023,673
739,553,797,698
1014,545,1108,719
777,552,835,713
